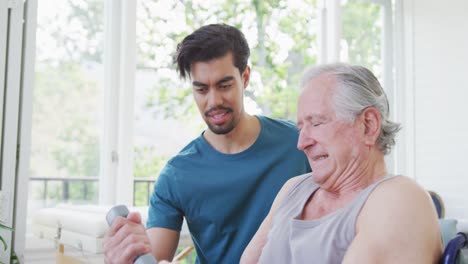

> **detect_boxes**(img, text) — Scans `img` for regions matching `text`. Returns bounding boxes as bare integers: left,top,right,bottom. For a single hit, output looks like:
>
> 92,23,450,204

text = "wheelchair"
430,191,468,264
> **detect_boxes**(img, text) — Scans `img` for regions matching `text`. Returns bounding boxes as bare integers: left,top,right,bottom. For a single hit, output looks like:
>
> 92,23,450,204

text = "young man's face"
190,52,250,135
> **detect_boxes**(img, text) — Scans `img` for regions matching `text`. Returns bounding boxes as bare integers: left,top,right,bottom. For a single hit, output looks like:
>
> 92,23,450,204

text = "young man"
104,24,310,263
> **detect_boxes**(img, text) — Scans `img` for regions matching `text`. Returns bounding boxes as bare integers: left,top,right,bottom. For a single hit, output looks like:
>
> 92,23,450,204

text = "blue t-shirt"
147,116,310,263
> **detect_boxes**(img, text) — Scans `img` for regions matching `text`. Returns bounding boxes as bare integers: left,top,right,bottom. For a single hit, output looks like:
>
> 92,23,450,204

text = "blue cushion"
439,219,468,264
440,219,458,247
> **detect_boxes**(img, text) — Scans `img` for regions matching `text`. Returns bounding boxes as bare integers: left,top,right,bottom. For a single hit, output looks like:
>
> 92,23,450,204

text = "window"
28,0,104,211
26,0,396,212
340,0,394,112
341,0,384,78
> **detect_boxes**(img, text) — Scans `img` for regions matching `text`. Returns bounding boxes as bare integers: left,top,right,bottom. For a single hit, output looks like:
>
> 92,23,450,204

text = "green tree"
138,0,319,121
133,146,169,205
32,62,101,203
342,0,382,76
130,0,320,200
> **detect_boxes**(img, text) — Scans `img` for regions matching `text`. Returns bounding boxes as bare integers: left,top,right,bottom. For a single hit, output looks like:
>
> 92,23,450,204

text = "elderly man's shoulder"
361,175,437,224
372,175,430,202
353,176,442,263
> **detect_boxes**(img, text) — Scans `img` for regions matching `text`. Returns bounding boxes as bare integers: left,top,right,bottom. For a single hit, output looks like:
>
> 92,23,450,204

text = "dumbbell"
106,205,158,264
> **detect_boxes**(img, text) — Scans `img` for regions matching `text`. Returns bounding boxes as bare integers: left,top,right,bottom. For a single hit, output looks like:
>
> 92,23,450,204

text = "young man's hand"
103,212,154,263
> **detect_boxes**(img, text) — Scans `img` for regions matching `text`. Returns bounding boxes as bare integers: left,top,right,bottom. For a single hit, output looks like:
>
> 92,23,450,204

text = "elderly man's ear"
360,106,381,146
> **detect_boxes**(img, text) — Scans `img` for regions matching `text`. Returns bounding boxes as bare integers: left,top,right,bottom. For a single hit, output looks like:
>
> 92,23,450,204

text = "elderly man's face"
296,74,366,189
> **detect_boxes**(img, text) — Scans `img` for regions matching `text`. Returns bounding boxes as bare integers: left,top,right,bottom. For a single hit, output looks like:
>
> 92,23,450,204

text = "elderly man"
241,63,442,263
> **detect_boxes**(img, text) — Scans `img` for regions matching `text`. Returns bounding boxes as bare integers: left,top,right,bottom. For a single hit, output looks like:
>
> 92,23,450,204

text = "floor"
24,234,104,264
23,233,195,264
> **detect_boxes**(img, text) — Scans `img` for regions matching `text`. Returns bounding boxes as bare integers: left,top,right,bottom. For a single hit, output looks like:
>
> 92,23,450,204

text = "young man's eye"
220,84,232,89
195,87,207,93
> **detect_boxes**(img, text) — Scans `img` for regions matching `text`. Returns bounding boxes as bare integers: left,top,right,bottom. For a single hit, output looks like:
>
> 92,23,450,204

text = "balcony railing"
29,176,156,206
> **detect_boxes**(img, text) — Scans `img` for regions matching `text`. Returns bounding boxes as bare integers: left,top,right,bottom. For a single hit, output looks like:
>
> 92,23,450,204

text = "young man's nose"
207,90,223,108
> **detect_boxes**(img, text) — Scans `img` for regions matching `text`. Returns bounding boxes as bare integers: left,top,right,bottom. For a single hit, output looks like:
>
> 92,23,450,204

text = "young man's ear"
242,66,251,89
361,106,381,146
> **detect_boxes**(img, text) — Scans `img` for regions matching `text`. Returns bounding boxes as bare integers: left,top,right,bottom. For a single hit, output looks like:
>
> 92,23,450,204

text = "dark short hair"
175,23,250,79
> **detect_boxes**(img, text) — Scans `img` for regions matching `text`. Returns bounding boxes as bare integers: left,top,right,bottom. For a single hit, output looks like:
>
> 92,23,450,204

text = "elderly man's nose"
297,127,315,151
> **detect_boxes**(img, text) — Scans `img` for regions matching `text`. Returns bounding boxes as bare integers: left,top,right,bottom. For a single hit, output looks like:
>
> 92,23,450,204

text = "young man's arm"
144,164,185,261
240,177,301,264
147,227,180,261
342,176,443,264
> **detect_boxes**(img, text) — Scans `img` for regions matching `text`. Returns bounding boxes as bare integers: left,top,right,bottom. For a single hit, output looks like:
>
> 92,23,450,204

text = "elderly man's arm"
342,176,443,264
240,177,302,264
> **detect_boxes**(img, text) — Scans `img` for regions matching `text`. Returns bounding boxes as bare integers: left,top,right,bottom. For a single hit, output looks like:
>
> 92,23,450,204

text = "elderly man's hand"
103,211,153,264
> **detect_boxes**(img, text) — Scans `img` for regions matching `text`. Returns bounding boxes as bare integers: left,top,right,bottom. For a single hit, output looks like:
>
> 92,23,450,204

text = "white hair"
300,63,401,155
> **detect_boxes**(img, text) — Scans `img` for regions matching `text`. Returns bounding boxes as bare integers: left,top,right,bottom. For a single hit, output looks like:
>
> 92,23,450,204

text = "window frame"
100,0,137,206
393,0,415,179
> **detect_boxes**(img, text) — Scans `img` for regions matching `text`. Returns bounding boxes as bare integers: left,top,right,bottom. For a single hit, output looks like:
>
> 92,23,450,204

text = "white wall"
0,1,36,262
405,0,468,219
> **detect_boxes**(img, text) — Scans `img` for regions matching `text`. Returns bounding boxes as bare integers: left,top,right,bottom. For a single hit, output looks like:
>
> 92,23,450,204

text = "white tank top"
258,173,395,264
